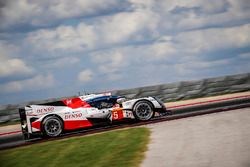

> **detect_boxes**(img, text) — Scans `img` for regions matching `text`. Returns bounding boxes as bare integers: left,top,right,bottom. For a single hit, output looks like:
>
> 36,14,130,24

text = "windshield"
89,97,118,109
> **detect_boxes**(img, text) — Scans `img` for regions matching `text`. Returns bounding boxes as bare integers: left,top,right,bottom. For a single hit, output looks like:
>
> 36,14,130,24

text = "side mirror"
117,98,126,104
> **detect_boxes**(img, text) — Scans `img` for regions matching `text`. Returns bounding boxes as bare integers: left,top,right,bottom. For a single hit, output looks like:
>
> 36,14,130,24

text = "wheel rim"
44,118,62,137
135,103,153,120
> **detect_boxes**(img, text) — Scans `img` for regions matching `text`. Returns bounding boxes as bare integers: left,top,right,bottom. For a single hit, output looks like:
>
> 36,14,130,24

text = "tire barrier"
0,73,250,123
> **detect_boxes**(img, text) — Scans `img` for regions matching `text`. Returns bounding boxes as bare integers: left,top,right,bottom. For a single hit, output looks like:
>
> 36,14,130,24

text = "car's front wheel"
133,101,154,121
42,116,63,137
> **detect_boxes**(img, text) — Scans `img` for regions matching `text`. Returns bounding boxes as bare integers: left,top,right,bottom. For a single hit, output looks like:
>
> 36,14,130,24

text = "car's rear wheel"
42,116,63,137
133,101,154,121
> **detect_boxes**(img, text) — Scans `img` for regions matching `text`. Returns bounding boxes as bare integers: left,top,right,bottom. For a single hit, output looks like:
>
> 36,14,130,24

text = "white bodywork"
20,93,165,136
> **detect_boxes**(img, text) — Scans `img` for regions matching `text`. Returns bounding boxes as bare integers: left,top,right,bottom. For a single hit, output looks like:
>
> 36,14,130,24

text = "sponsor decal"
66,99,72,105
65,113,82,119
125,111,134,118
36,107,54,114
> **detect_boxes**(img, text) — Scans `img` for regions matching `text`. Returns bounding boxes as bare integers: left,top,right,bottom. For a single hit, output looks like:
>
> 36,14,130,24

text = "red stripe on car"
64,120,93,130
31,121,41,130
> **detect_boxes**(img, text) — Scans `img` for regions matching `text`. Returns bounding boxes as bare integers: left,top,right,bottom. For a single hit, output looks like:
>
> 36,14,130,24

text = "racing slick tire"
133,100,155,121
42,116,63,138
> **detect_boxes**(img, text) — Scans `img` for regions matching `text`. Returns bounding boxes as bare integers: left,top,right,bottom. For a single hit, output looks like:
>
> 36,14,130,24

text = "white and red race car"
19,93,167,139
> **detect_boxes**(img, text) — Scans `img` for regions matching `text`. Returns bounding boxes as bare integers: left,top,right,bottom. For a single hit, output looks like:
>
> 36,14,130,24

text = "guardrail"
0,73,250,123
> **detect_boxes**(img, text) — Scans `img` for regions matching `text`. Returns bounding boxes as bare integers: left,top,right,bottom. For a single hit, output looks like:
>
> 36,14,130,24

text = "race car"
19,93,167,139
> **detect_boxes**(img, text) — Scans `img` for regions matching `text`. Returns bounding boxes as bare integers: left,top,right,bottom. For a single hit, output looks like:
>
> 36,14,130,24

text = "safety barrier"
0,73,249,123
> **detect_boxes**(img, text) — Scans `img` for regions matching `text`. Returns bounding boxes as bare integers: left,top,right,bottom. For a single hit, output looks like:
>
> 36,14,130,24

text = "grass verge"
0,127,150,167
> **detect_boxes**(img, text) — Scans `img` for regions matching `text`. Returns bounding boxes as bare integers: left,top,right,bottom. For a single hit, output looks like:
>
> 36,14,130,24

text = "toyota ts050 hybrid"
19,93,167,139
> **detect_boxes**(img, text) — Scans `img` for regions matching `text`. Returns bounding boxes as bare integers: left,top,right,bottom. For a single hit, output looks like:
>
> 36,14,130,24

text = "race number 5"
113,111,118,119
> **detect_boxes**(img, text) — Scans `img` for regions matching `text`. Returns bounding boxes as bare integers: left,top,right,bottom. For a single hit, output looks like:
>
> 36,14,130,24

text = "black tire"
42,116,63,137
133,100,154,121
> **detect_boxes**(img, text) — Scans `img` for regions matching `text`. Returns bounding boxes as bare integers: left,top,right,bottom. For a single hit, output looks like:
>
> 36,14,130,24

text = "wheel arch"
132,99,155,121
41,114,64,129
132,99,155,110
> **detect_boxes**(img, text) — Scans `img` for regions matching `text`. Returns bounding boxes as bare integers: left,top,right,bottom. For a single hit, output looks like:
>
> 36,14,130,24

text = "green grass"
0,128,150,167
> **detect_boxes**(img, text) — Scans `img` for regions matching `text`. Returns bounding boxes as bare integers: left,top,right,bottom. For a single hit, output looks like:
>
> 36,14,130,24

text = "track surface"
0,92,250,150
141,108,250,167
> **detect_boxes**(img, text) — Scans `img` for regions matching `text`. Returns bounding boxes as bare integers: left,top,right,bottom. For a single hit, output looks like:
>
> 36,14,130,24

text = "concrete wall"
1,73,250,123
111,73,250,102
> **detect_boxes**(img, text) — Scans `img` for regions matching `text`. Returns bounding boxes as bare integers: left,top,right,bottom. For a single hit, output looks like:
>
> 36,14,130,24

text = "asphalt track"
0,92,250,150
142,108,250,167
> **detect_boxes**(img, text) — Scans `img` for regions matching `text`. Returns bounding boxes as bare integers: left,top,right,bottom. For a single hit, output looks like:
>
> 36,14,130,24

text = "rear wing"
19,108,29,139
